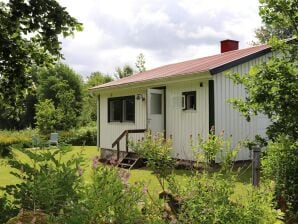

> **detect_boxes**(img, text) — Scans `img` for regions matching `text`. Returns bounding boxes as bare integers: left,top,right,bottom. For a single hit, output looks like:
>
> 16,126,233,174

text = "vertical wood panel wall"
213,53,272,160
166,79,209,160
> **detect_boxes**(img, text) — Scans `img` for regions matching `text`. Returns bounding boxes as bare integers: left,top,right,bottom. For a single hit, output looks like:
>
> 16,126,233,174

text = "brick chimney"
220,39,239,53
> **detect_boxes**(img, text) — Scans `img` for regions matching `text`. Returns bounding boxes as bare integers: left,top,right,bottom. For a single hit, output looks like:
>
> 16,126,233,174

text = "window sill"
108,121,135,124
183,108,196,111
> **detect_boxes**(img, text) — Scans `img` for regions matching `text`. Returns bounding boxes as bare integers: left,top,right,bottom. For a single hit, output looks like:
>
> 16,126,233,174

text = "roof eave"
89,71,212,93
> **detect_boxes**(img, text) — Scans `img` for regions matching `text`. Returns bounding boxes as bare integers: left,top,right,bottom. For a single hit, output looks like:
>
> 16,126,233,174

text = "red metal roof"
90,44,270,91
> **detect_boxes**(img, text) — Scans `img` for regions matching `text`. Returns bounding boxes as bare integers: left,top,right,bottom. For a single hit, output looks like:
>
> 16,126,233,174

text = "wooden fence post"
252,146,261,187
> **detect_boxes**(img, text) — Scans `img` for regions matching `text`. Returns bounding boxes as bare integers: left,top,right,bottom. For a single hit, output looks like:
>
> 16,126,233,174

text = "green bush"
0,129,34,157
59,125,97,146
177,173,279,224
131,132,280,223
57,165,145,224
130,132,175,192
0,197,18,224
262,135,298,221
0,145,84,221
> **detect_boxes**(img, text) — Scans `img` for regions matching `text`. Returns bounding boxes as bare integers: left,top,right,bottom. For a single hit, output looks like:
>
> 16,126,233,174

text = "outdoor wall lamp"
136,94,145,101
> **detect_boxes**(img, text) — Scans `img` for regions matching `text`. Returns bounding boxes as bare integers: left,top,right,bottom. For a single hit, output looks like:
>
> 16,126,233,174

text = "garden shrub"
0,145,84,221
177,173,279,224
0,129,34,157
57,165,145,224
130,132,175,192
132,132,279,223
0,196,18,224
262,135,298,221
62,125,97,146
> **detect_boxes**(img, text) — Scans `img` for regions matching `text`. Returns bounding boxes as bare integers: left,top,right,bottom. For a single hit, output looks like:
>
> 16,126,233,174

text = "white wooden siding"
100,89,147,152
214,54,272,160
166,80,209,160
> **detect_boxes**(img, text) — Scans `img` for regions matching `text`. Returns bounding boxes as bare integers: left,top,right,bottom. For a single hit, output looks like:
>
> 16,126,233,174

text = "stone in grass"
6,210,49,224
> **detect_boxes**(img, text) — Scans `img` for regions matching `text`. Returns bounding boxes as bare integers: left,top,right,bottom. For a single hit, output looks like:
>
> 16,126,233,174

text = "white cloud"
59,0,262,77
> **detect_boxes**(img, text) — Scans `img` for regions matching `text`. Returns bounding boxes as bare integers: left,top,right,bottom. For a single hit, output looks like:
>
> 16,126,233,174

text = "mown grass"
0,146,253,197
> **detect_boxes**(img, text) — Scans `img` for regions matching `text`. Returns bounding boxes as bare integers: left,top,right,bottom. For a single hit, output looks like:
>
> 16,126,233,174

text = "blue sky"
59,0,262,78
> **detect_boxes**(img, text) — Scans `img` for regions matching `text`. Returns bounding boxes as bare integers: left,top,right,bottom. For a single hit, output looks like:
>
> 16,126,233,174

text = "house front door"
147,88,164,134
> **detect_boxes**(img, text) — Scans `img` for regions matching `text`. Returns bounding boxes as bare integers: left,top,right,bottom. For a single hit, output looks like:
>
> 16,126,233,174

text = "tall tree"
253,0,297,44
135,53,146,72
114,64,134,79
230,0,298,140
36,63,84,130
80,72,113,125
86,72,113,87
0,0,82,123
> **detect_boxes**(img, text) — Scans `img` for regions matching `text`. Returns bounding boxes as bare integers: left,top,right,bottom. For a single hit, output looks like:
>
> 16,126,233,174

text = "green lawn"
0,146,253,196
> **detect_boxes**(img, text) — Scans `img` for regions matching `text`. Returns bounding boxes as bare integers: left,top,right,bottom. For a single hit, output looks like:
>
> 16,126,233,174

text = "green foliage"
60,125,97,146
35,99,58,134
231,0,298,140
135,53,146,72
192,132,239,173
0,196,18,224
231,1,298,221
0,0,82,115
262,135,298,220
58,166,145,224
259,0,298,36
255,0,297,44
195,133,223,165
80,72,113,125
130,132,175,191
228,56,298,139
178,173,279,224
0,129,34,157
131,132,279,223
86,72,113,88
34,64,84,131
114,64,134,79
0,91,37,130
0,145,84,219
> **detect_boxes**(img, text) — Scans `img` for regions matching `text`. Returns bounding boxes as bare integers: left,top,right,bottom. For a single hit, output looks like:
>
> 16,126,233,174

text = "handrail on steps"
112,129,147,161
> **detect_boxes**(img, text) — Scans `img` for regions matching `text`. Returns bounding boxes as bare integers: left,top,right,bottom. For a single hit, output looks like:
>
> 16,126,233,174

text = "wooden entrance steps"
118,152,141,169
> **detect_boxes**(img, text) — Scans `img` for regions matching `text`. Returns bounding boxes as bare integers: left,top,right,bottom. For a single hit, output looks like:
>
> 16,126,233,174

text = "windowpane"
187,94,196,109
124,98,135,121
150,93,162,114
109,100,122,121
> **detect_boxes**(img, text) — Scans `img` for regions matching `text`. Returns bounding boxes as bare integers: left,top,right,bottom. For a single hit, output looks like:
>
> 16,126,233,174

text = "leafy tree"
254,26,295,44
35,99,58,134
135,53,146,72
36,63,84,130
114,64,134,79
253,0,297,44
229,0,298,140
0,0,82,120
86,72,113,87
79,72,113,125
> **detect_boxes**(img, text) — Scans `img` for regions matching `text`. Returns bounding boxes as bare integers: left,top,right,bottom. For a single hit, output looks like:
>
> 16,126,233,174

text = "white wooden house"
90,40,271,161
